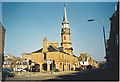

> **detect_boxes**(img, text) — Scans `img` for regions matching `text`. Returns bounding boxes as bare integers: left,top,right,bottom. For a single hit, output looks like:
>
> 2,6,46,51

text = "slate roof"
48,45,59,52
32,48,43,53
32,45,70,55
32,45,59,53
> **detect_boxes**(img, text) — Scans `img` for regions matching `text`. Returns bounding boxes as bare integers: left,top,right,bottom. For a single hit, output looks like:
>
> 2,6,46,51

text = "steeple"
62,4,69,28
61,4,73,55
63,4,67,22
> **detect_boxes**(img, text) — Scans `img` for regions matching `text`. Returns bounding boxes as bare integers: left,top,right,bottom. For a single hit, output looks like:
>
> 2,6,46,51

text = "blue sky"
2,2,117,61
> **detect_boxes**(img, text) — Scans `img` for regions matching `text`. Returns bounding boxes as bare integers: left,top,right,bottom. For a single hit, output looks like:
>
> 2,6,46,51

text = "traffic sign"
46,60,52,64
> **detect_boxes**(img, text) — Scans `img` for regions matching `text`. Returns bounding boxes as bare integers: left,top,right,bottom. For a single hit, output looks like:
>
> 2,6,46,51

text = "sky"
2,2,117,61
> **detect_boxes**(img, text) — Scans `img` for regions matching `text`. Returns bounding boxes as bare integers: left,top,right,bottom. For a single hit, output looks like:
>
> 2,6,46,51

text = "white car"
13,68,26,72
17,68,23,72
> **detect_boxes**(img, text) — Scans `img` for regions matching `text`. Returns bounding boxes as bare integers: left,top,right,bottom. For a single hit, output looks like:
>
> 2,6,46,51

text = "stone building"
0,23,6,64
105,3,118,79
3,59,13,69
78,53,99,69
31,4,78,72
0,22,5,81
22,53,31,60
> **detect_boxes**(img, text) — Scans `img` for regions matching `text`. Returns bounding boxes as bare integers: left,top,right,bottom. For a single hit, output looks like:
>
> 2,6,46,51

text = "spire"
63,4,67,22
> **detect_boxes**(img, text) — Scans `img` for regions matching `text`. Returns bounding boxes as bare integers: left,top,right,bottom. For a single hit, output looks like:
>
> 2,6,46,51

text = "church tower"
61,4,73,55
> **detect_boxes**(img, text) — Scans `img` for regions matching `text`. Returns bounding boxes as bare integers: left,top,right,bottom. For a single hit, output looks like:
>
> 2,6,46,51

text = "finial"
64,4,67,7
63,4,67,22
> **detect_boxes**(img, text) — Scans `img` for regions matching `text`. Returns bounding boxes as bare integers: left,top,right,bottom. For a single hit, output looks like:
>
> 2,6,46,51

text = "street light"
88,19,107,59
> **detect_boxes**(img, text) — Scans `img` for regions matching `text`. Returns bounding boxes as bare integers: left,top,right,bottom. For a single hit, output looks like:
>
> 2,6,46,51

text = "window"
64,36,66,40
83,61,84,64
43,53,46,60
60,53,62,59
64,54,65,60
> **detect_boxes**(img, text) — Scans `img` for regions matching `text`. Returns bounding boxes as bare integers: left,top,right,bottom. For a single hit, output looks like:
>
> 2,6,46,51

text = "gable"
32,48,43,53
48,45,59,52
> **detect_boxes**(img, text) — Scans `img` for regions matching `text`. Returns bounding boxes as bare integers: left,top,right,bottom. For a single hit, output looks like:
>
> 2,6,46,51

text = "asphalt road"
3,68,119,81
46,68,118,81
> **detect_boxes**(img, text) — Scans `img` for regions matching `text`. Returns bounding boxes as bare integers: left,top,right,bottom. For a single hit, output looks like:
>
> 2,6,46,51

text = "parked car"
23,68,29,71
71,68,73,71
75,67,81,71
3,69,15,77
87,65,92,70
8,68,13,72
55,69,59,72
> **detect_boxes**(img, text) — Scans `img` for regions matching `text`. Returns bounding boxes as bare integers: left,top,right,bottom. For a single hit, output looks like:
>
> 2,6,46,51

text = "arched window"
64,36,66,40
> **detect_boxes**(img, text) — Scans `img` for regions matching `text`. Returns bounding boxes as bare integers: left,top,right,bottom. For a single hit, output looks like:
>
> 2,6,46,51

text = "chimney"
42,37,48,52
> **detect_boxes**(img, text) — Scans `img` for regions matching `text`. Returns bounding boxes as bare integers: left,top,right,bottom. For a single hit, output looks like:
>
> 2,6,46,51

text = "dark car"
23,68,29,71
3,69,15,77
55,69,59,72
87,65,92,70
75,68,81,71
8,68,13,72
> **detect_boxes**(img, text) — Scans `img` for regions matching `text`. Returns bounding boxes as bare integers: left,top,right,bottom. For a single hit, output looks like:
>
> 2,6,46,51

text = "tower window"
60,53,62,59
64,36,66,40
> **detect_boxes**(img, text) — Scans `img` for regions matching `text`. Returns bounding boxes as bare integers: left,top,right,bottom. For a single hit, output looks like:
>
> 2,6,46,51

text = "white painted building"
78,57,89,69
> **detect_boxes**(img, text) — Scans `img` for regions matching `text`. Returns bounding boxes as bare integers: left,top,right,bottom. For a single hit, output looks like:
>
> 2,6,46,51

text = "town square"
0,1,119,81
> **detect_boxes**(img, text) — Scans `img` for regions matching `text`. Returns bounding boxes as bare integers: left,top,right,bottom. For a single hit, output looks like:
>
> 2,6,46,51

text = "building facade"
22,53,31,60
0,23,6,81
78,53,99,69
31,5,78,72
105,3,118,78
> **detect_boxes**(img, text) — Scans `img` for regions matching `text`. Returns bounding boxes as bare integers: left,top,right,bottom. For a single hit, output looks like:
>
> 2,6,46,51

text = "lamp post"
88,19,107,58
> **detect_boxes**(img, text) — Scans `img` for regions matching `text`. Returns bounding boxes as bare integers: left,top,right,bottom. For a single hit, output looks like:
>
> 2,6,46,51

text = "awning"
82,65,87,67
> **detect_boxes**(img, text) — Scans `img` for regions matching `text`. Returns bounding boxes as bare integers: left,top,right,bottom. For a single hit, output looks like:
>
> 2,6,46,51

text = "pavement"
3,71,80,81
14,71,80,77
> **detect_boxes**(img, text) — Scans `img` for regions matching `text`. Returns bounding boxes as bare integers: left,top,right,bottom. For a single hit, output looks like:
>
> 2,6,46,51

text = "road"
3,68,118,81
46,68,118,81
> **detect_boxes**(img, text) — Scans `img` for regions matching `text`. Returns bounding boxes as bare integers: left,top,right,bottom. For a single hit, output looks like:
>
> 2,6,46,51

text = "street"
3,68,118,81
46,68,118,81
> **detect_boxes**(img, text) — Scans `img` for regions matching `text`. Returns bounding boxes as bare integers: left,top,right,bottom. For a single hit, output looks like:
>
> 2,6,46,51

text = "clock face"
66,29,69,32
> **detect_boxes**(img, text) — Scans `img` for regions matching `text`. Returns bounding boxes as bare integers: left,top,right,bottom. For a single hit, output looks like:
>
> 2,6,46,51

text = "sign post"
46,60,53,74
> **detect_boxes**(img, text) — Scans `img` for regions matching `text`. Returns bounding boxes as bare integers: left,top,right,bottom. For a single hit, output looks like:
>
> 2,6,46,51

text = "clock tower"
61,4,73,55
